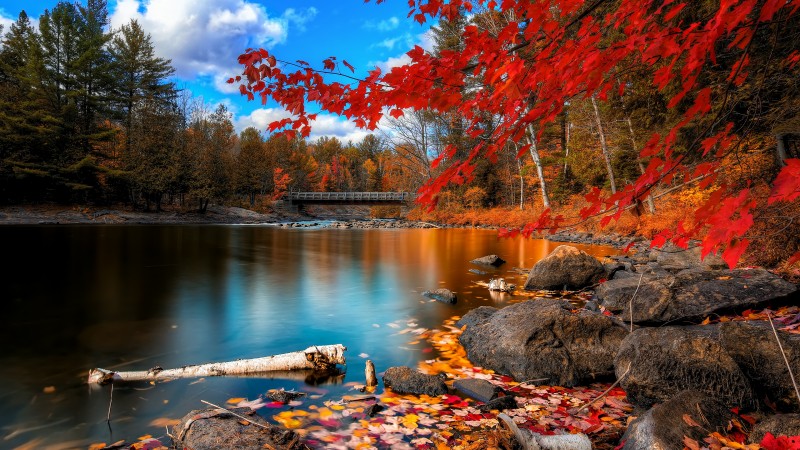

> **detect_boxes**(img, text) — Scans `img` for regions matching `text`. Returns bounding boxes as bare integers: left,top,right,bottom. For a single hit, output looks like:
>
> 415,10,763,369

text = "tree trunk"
564,121,571,177
88,344,347,384
777,133,788,167
591,96,617,194
525,125,551,208
626,116,655,214
517,159,524,210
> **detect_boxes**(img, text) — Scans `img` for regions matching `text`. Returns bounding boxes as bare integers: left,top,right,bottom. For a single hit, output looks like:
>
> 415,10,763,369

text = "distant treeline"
0,1,415,211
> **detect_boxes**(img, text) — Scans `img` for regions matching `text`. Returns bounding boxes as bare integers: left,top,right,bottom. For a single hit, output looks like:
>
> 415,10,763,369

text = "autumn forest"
1,0,799,269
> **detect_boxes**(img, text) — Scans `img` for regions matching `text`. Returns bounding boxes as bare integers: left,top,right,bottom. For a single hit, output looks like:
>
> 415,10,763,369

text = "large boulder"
172,408,307,450
597,268,797,324
719,321,800,412
524,245,606,290
615,325,756,410
470,254,506,267
459,299,628,386
456,306,498,330
621,390,733,450
382,366,448,396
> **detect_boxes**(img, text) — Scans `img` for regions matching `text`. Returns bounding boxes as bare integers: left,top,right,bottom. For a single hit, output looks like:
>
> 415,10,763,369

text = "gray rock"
622,390,732,450
459,299,628,386
382,366,448,396
597,268,797,324
524,245,605,290
470,254,506,267
421,288,457,304
611,270,638,280
468,268,488,275
719,321,800,412
651,243,728,271
456,306,497,330
172,408,307,450
453,378,501,402
478,395,518,412
604,262,626,279
615,325,755,410
749,414,800,443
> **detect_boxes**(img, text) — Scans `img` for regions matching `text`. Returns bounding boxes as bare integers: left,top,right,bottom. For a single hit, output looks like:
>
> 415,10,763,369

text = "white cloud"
0,12,13,31
364,16,400,32
110,0,316,92
235,108,375,143
370,31,435,73
282,7,318,33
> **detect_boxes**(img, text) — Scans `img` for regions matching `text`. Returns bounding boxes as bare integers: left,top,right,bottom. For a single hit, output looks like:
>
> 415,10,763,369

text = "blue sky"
0,0,434,142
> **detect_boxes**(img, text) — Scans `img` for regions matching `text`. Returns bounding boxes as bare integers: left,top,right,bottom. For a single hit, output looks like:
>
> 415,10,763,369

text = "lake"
0,225,615,448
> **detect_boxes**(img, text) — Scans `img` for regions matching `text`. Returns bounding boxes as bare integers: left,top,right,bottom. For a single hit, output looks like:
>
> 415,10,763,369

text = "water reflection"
0,225,615,447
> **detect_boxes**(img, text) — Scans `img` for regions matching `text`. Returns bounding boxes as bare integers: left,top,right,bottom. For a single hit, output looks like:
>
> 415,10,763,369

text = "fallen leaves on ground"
698,306,800,333
259,316,633,449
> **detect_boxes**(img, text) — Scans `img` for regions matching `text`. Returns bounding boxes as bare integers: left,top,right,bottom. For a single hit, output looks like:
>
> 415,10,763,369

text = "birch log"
88,344,346,385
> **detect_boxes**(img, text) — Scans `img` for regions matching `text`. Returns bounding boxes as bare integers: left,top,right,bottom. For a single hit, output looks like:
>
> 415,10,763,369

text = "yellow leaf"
138,434,152,441
700,317,711,325
88,444,106,450
149,417,180,427
43,386,56,394
226,397,246,404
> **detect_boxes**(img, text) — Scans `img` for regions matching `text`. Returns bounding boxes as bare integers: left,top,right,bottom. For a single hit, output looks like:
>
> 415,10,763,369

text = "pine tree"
108,19,175,153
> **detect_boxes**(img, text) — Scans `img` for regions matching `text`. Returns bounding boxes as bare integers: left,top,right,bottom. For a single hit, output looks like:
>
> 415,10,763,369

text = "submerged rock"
597,268,797,324
622,390,732,450
382,366,448,396
470,254,506,267
459,299,628,386
421,288,457,304
524,245,605,290
172,407,307,450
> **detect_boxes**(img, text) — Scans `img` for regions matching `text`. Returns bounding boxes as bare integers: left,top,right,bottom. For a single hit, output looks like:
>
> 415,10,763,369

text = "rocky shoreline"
453,244,800,448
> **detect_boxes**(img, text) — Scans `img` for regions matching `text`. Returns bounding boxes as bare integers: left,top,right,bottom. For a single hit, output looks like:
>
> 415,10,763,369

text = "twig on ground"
767,311,800,405
200,400,273,430
629,273,644,332
106,383,114,422
519,378,551,386
574,363,631,413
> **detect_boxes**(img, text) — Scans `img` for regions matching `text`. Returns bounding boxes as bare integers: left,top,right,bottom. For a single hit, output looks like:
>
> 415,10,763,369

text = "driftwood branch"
88,344,347,384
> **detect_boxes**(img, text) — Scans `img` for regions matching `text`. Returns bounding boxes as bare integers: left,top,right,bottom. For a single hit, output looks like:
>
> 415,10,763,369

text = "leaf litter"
87,306,800,449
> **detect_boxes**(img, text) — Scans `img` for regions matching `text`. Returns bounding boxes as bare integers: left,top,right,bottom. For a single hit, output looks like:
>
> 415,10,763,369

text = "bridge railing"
287,191,411,202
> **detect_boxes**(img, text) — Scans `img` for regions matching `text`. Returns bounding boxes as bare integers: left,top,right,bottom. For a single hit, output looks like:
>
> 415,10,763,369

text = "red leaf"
769,159,800,204
787,250,800,267
721,238,749,269
343,60,355,73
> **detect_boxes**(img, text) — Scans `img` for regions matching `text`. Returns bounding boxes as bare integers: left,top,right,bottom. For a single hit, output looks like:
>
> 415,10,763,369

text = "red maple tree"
233,0,800,268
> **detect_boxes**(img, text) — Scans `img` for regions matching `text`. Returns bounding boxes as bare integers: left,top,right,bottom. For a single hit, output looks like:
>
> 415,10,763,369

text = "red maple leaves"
234,0,800,268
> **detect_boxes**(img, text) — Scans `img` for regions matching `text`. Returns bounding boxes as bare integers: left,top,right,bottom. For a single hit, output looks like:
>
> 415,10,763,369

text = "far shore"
0,204,301,225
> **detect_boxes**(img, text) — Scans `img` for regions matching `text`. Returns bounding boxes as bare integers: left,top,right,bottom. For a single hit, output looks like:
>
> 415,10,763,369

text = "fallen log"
88,344,346,385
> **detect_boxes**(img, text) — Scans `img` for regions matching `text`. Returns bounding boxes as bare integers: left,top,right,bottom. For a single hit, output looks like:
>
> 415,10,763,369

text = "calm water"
0,225,615,448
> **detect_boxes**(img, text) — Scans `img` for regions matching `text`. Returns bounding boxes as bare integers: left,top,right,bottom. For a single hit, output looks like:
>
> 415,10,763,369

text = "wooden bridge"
285,191,412,206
